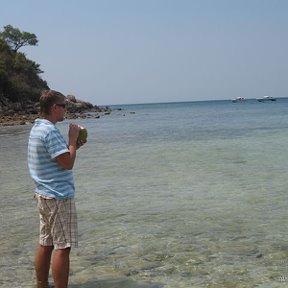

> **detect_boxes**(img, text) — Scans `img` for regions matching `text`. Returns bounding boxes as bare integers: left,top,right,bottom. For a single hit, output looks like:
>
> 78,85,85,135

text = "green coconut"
77,127,88,142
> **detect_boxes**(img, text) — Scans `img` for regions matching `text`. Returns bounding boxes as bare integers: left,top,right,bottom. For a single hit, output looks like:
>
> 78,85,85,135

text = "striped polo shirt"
28,118,75,199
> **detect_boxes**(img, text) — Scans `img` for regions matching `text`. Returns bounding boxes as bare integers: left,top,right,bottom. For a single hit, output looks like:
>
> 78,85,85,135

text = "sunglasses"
55,103,66,109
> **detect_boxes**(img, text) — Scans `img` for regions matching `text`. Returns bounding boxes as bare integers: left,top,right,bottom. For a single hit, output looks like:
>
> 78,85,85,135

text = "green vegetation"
0,25,49,108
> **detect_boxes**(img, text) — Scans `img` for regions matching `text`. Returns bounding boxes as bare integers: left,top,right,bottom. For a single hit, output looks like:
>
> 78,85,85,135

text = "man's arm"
55,124,81,170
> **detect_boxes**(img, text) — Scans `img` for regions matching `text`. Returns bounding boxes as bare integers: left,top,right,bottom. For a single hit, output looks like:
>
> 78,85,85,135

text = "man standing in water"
28,90,86,288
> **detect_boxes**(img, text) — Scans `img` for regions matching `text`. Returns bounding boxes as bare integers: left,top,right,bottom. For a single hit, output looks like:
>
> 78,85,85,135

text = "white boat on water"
232,97,245,103
256,96,276,102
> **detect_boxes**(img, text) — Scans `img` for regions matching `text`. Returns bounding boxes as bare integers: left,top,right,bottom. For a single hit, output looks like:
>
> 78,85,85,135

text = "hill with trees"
0,25,110,126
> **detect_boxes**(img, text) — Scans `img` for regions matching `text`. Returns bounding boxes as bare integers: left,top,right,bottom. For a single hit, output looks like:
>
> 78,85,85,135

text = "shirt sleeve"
44,126,69,159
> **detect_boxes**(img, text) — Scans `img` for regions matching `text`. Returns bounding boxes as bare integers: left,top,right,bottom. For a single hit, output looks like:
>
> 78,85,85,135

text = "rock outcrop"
0,94,111,126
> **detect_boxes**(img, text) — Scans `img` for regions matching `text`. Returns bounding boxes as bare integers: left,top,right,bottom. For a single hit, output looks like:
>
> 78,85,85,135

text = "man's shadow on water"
69,277,164,288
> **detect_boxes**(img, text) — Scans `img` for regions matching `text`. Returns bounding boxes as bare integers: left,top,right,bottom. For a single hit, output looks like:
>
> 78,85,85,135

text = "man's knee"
54,247,71,257
39,245,54,252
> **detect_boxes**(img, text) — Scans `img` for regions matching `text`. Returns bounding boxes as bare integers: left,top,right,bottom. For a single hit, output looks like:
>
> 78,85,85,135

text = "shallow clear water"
2,99,288,287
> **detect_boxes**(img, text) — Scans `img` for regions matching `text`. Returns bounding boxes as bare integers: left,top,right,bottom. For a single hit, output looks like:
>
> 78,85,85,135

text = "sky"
1,0,288,105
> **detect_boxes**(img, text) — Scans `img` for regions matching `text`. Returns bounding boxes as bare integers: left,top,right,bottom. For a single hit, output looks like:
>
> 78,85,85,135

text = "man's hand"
55,124,84,170
69,124,81,146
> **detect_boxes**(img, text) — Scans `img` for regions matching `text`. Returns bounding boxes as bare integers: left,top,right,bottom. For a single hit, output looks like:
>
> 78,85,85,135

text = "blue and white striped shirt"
28,119,75,199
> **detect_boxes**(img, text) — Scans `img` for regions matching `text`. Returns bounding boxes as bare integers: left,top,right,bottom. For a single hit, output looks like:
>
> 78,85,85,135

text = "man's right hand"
68,124,81,145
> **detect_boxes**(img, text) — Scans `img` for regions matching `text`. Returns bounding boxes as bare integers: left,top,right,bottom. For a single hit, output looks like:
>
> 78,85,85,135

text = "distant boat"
232,97,245,103
256,96,276,102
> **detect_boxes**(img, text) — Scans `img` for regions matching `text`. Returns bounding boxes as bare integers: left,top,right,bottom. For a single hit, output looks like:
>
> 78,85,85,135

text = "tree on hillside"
0,27,48,107
0,25,38,52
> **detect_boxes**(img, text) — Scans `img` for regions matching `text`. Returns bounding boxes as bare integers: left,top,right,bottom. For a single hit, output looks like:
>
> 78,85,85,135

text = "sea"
1,98,288,288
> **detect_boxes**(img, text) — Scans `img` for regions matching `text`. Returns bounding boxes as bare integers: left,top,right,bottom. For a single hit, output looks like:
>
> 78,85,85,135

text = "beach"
1,99,288,287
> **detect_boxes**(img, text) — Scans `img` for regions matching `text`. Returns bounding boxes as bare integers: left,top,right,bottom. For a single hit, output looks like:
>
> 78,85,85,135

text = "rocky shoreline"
0,94,112,127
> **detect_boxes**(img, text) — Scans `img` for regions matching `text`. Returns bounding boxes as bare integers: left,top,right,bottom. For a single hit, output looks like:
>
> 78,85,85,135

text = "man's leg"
52,247,71,288
35,245,54,288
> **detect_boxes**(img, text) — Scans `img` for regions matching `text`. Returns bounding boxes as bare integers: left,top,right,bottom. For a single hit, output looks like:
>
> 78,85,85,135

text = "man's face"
53,98,67,121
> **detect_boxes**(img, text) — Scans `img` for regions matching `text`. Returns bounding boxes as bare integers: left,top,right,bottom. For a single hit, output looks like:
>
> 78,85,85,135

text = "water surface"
1,99,288,287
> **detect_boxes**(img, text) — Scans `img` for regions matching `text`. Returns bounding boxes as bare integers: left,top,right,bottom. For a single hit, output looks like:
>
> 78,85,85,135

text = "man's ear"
51,103,57,112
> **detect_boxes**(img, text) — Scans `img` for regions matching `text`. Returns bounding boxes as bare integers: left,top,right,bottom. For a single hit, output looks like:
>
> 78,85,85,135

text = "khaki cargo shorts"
35,193,78,249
